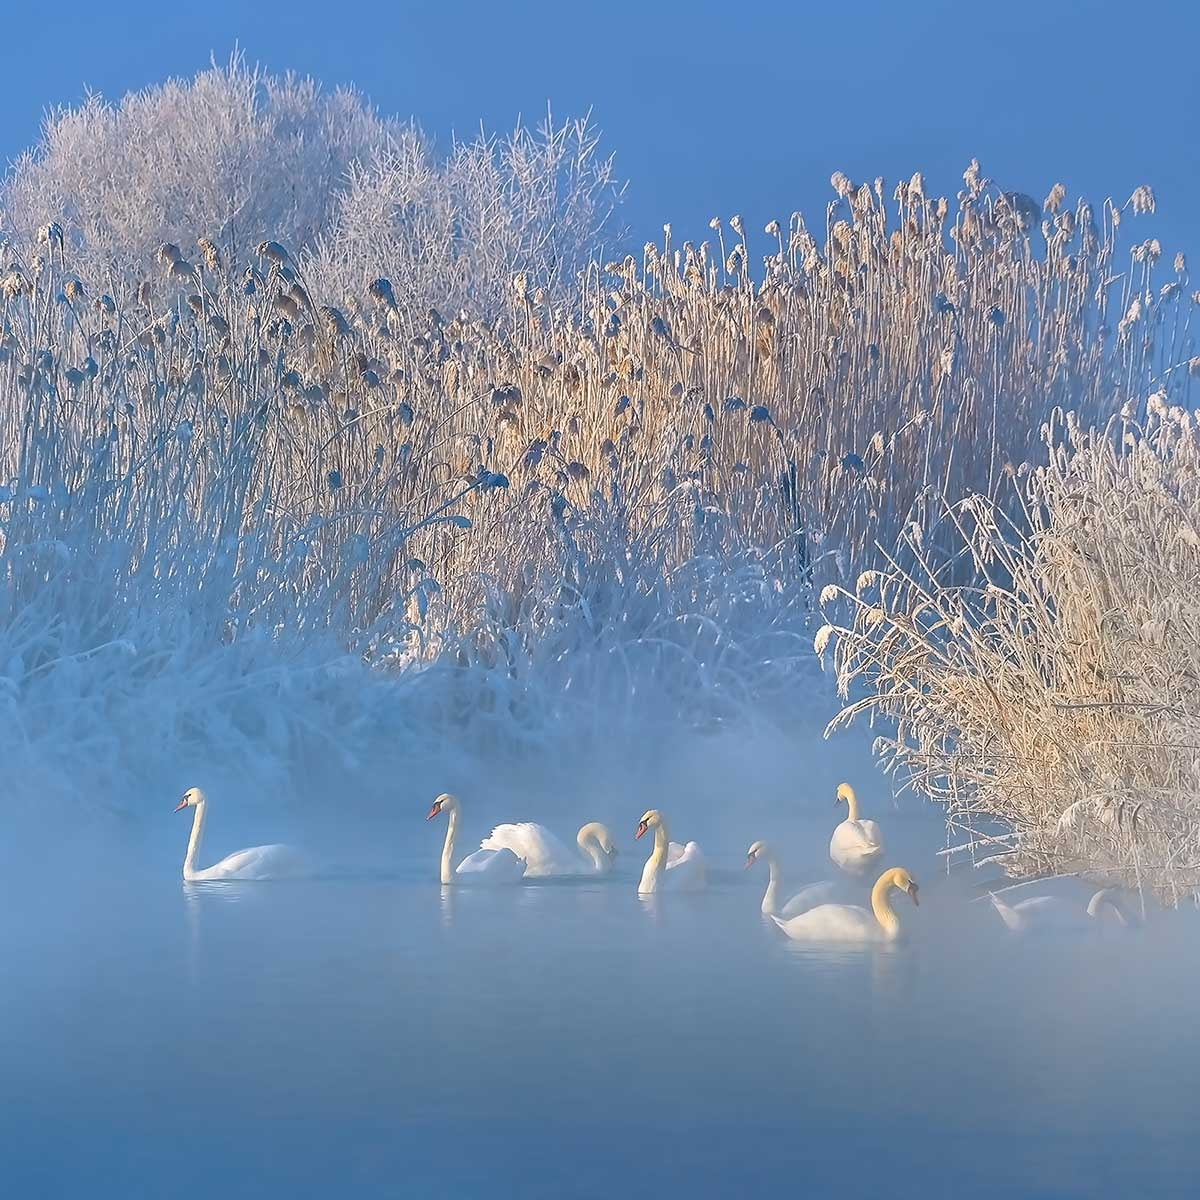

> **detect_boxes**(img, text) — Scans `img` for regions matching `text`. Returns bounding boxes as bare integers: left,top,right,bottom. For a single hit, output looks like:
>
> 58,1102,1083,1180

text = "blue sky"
2,0,1198,257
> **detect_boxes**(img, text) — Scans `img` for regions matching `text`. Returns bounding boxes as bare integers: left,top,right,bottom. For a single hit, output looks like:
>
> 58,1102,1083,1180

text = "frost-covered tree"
0,54,396,284
307,113,625,319
0,56,624,314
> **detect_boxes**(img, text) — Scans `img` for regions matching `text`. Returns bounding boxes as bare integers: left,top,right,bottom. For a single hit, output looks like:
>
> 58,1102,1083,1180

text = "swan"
427,793,526,885
771,867,919,943
745,840,837,916
829,782,885,875
174,787,308,882
634,809,706,893
989,887,1129,934
479,821,618,877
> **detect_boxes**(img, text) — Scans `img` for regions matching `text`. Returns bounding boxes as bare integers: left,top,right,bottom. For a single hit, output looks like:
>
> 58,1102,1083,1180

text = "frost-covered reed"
820,406,1200,903
0,64,1193,819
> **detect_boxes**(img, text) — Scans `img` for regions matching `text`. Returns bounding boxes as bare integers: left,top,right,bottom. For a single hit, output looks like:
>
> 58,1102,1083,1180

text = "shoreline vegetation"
1,58,1196,899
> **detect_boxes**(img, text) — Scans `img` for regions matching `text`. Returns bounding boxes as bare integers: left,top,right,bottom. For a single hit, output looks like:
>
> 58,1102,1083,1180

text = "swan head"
745,839,771,869
890,867,919,906
174,786,205,812
835,782,856,808
426,792,459,820
635,809,662,839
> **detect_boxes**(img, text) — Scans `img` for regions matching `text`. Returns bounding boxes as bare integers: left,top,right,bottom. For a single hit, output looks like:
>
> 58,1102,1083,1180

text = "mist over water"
3,711,1197,1199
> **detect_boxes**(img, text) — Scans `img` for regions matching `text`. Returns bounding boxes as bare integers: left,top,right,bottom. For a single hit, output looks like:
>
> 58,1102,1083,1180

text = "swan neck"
843,788,860,822
1088,889,1126,924
653,820,669,864
440,805,458,885
577,825,607,872
638,819,670,893
762,852,781,913
183,801,206,880
870,871,900,936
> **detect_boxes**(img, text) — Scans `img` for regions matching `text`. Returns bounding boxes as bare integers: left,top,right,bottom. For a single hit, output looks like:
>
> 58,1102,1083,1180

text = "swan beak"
744,855,756,869
174,797,188,812
908,883,920,907
426,803,442,820
635,821,648,839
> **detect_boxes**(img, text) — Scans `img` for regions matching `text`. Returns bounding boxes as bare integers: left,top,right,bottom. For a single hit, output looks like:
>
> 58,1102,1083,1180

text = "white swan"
427,793,526,885
771,867,919,943
829,782,885,875
479,821,617,877
635,809,706,893
989,887,1128,934
174,787,308,882
745,840,837,916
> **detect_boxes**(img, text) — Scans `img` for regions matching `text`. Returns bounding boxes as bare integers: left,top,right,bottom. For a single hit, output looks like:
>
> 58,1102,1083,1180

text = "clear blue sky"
3,0,1198,257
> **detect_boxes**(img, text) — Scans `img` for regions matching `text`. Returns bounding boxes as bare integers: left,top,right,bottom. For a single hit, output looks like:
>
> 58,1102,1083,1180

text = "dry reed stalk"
820,407,1200,903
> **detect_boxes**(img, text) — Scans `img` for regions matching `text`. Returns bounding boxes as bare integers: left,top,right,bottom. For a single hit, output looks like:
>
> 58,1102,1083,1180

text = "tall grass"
819,402,1200,903
0,90,1193,816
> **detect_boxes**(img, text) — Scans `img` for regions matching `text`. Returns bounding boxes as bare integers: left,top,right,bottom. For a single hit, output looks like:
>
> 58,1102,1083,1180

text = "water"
3,840,1198,1198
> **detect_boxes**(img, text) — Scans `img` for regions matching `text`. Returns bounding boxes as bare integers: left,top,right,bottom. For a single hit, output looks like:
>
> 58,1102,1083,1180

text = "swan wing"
666,841,687,864
481,823,578,876
829,819,885,873
664,841,707,890
988,892,1024,931
1006,894,1090,934
191,843,309,882
858,819,884,846
778,880,839,918
771,903,883,943
455,847,526,884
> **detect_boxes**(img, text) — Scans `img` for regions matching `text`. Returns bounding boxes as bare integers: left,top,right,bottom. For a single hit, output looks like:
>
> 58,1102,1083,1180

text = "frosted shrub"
822,409,1200,904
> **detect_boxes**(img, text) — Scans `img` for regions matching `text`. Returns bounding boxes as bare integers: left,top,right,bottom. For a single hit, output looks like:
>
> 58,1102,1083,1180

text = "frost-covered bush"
820,406,1200,904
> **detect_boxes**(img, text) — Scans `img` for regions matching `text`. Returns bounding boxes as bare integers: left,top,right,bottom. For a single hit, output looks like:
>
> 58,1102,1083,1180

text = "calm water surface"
2,845,1197,1198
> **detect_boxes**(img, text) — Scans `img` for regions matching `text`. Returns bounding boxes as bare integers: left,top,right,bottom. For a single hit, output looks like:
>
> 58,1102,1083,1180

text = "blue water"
3,836,1198,1198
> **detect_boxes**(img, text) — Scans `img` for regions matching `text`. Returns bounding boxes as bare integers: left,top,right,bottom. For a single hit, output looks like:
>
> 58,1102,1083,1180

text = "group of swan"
745,841,917,942
427,792,618,884
173,780,1131,944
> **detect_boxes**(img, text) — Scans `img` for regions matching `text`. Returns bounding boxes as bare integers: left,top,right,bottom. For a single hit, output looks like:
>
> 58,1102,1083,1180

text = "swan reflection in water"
181,879,253,982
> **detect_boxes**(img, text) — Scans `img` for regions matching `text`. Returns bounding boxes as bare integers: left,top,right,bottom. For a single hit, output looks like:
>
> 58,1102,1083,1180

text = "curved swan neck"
577,823,610,872
840,785,860,823
1088,888,1127,924
183,801,207,880
870,869,901,935
440,803,459,885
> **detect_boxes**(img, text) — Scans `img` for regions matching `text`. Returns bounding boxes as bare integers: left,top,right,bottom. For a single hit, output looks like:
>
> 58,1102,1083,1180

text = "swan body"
480,821,617,877
175,787,308,882
989,887,1128,934
771,867,919,943
745,840,837,916
428,793,525,885
829,782,885,875
635,809,706,893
